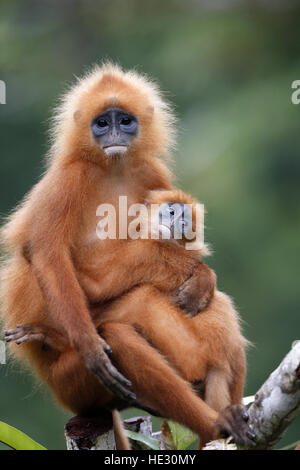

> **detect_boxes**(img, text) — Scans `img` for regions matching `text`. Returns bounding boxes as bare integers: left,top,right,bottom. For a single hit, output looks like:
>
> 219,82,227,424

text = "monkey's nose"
110,128,120,139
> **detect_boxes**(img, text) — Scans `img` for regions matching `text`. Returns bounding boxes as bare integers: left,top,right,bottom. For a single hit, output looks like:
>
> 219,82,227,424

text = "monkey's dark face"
158,203,192,241
91,107,139,157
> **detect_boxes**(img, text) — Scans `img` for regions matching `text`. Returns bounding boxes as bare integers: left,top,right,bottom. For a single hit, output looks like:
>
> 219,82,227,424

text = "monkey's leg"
204,368,231,412
99,320,217,445
6,321,206,449
100,321,254,447
197,368,254,450
94,285,209,381
6,321,253,446
229,350,247,405
96,290,254,446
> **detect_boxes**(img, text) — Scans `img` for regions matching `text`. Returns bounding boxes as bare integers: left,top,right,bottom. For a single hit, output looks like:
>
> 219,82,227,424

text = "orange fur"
0,63,248,448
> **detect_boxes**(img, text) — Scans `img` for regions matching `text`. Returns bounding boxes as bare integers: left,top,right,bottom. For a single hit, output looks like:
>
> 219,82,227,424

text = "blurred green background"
0,0,300,450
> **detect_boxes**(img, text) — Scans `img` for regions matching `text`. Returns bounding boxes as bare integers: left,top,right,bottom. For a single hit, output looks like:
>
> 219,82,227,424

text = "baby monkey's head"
157,201,191,241
145,190,209,255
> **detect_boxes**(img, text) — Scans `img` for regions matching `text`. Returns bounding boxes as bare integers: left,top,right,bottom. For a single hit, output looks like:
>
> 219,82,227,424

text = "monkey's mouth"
103,145,128,156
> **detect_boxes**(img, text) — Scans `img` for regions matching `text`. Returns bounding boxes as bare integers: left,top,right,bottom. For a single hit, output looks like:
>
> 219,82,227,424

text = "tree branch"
203,340,300,450
65,341,300,450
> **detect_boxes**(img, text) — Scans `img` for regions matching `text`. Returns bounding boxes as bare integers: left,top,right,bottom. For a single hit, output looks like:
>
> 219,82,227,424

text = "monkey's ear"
73,110,82,123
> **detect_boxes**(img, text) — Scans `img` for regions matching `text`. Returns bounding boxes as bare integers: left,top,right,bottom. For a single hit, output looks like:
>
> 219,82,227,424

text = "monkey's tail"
112,409,131,450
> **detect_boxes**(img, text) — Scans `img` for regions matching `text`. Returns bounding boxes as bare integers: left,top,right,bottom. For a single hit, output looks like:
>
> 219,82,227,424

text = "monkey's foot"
5,324,45,345
213,404,256,447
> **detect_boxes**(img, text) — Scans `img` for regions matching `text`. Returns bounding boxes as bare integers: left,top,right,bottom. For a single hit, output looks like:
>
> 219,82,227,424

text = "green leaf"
166,421,197,450
125,430,160,450
0,421,46,450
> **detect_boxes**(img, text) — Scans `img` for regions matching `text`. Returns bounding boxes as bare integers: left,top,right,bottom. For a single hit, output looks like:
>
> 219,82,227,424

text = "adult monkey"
0,64,253,448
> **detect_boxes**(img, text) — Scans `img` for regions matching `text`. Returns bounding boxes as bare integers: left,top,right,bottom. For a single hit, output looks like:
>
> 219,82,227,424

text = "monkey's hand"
212,404,256,447
174,262,216,317
83,337,136,403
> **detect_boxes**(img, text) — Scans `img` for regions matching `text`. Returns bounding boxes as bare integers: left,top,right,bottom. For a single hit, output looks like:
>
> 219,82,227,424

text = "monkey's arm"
136,245,216,315
80,240,215,316
27,166,135,401
31,241,134,400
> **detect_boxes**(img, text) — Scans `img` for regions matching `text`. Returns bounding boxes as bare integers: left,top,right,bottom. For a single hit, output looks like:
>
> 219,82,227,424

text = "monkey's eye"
97,118,109,128
119,115,138,134
166,205,176,217
121,117,132,126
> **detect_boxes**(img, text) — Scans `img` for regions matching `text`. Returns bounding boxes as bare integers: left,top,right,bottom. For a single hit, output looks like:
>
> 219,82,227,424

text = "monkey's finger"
97,360,136,401
103,377,136,402
100,354,133,387
232,430,256,448
104,345,113,357
229,422,256,447
246,428,256,443
5,329,21,336
5,324,33,337
5,329,25,342
87,350,135,400
16,335,31,345
219,423,255,448
104,362,133,389
4,336,14,343
100,368,136,401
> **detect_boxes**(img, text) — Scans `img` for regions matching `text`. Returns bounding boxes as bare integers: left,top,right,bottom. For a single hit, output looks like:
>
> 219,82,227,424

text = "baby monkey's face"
151,202,193,243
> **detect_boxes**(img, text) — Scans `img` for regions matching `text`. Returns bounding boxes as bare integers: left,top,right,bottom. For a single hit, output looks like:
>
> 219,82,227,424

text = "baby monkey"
143,189,214,316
